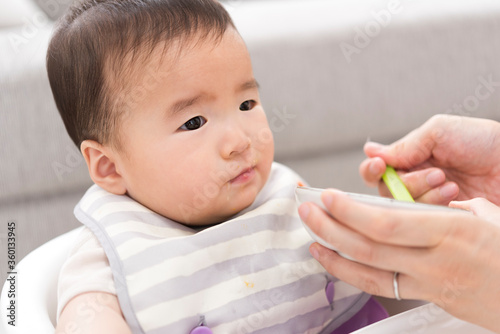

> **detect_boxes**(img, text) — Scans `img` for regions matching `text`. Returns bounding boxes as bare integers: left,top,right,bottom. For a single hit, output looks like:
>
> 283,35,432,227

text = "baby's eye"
180,116,207,131
239,100,256,111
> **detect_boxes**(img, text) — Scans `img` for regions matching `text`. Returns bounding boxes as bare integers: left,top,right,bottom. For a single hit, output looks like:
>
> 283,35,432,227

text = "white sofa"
1,0,500,323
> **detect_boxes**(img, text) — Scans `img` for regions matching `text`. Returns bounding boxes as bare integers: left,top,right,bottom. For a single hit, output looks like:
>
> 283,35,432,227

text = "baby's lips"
229,166,255,184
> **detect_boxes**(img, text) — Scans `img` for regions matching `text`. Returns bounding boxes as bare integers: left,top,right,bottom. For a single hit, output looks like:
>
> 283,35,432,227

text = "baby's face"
112,28,274,225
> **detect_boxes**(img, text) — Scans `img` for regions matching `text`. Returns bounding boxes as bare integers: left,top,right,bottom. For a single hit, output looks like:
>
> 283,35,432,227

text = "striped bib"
74,163,371,333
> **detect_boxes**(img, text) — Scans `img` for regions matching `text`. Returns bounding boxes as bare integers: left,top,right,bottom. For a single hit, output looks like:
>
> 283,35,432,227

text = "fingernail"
440,183,458,199
298,203,310,220
310,244,320,260
426,170,445,187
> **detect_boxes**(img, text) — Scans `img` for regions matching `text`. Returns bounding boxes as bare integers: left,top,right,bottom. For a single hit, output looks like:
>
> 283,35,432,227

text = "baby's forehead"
105,33,220,99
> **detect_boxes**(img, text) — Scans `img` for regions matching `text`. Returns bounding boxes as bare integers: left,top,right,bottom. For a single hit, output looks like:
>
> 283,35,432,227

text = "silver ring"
393,272,402,301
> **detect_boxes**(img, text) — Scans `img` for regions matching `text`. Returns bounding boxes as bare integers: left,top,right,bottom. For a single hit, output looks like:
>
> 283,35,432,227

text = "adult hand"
298,190,500,333
359,115,500,206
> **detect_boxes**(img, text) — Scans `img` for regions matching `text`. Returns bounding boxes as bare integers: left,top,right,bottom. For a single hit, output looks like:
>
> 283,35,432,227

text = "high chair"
0,227,83,334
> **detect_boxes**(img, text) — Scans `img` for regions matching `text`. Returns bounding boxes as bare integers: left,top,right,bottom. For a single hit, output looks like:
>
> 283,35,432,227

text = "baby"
47,0,387,333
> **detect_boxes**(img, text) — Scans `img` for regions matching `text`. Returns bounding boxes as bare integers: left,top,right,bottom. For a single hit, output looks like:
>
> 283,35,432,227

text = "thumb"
364,128,437,170
450,198,500,227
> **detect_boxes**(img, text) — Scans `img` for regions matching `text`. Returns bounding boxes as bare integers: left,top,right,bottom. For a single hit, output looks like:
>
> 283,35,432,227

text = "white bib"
74,163,369,334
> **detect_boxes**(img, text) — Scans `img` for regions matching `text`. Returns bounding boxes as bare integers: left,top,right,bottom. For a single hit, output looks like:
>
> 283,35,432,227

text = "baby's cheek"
255,125,274,148
251,112,273,147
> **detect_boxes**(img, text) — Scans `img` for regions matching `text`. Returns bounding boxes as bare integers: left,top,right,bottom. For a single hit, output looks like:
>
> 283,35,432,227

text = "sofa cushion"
0,25,92,205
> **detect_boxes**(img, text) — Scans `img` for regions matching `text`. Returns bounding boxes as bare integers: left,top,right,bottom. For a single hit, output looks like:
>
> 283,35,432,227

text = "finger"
359,157,386,187
360,160,450,201
300,199,426,272
310,243,422,300
319,189,457,247
450,198,500,226
298,201,372,255
376,177,449,201
450,197,493,213
399,168,446,198
396,168,459,204
376,180,392,198
363,123,438,170
415,182,459,205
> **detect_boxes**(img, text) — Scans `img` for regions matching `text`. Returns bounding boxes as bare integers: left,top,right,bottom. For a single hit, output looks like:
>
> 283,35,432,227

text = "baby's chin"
179,204,253,227
176,195,258,227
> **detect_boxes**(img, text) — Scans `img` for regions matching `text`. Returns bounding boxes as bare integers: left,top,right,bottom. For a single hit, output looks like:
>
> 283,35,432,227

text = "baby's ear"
80,140,127,195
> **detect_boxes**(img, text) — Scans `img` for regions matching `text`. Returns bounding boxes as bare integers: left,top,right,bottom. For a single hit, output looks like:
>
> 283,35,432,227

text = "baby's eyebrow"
169,95,202,116
238,79,260,92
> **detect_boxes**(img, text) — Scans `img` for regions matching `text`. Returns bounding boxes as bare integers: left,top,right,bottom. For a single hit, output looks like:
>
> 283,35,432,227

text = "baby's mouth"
230,167,256,184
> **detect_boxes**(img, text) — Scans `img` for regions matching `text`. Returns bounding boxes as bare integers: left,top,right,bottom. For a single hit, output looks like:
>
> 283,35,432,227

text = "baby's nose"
220,127,251,158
